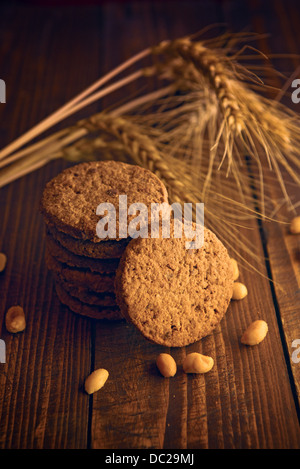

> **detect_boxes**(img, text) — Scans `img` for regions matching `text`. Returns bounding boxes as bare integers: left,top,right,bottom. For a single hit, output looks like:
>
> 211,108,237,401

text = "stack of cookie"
40,160,169,320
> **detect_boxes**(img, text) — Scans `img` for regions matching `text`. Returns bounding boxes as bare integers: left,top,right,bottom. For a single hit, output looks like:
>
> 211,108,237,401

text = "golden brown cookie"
40,161,169,243
47,223,131,259
115,226,234,347
45,248,115,293
46,231,120,273
55,281,123,320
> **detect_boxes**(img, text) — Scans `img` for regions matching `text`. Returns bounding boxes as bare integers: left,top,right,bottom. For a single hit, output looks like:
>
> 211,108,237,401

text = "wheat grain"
0,31,298,275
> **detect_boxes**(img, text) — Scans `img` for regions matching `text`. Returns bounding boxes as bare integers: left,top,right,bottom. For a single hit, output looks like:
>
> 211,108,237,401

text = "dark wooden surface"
0,0,299,449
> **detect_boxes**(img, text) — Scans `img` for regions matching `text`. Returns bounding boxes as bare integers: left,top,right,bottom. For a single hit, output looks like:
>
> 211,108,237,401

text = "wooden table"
0,0,299,450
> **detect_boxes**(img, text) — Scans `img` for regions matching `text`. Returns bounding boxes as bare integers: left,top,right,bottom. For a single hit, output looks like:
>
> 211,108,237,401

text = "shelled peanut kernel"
5,306,26,333
183,352,214,374
241,320,268,345
84,368,109,395
0,252,7,273
232,282,248,300
156,353,177,377
290,216,300,234
230,258,239,281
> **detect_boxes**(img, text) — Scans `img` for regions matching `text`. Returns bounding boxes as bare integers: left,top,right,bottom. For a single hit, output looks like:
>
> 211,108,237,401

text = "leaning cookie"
115,226,234,347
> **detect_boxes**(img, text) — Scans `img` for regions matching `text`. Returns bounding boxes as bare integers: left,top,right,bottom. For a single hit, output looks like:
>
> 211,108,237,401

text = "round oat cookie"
114,227,234,347
46,231,120,273
40,161,169,243
45,248,115,293
47,224,131,259
55,281,123,320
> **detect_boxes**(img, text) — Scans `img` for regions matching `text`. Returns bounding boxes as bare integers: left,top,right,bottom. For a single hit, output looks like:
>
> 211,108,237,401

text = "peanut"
0,252,7,272
241,320,268,345
290,216,300,234
230,258,239,281
183,352,214,374
156,353,177,377
232,282,248,300
84,368,109,395
5,306,26,333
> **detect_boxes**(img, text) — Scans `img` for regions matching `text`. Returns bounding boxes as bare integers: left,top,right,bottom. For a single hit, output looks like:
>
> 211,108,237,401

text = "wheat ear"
133,36,300,214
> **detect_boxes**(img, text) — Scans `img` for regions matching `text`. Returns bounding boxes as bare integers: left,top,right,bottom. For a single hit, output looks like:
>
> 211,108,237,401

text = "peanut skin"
5,306,26,333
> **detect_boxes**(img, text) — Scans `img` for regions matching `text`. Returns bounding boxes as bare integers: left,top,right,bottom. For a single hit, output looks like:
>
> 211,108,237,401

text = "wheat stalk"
149,38,246,133
115,36,299,221
64,113,279,271
0,31,298,273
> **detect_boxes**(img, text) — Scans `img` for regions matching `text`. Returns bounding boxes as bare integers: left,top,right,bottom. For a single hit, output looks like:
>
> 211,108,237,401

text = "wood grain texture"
245,0,300,402
0,0,299,449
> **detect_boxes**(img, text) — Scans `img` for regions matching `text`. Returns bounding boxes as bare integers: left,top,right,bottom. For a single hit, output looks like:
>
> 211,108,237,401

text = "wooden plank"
0,162,93,448
91,225,300,448
245,0,300,404
264,0,300,403
0,0,299,449
91,321,170,449
0,5,103,448
220,0,300,408
90,0,300,449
